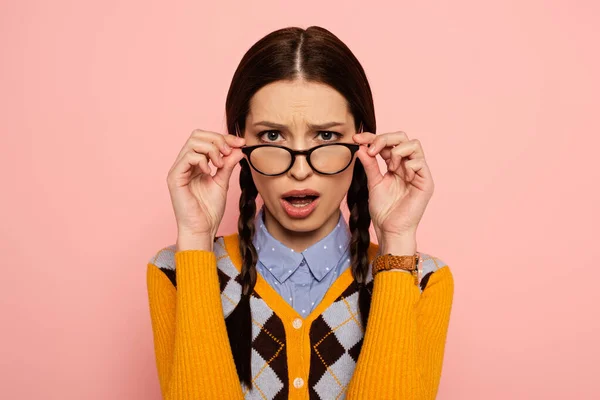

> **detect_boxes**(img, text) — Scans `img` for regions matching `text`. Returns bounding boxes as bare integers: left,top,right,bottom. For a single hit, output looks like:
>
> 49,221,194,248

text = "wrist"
380,233,417,255
176,232,215,252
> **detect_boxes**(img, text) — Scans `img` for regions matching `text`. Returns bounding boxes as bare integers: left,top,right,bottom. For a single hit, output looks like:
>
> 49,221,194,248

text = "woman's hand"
166,129,246,241
352,131,434,243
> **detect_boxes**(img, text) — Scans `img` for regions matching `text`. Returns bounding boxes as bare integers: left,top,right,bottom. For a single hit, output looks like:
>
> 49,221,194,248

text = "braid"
346,159,373,329
224,158,258,391
226,151,373,389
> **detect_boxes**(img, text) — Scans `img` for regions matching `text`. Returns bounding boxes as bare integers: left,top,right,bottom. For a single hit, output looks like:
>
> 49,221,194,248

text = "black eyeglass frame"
240,143,360,176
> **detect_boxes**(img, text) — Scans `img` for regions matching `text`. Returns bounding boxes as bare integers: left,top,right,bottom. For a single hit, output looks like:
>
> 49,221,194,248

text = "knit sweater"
147,233,454,399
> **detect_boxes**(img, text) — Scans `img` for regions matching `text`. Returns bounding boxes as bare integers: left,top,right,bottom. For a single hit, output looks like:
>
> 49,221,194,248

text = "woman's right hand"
166,129,246,242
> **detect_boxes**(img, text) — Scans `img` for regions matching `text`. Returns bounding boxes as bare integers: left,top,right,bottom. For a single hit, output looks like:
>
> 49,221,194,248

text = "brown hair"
224,26,376,391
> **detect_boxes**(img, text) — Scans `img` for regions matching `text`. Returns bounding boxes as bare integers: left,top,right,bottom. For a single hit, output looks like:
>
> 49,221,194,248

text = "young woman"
147,26,454,400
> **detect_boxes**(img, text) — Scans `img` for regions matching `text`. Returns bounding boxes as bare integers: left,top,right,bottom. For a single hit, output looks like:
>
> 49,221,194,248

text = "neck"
262,207,341,253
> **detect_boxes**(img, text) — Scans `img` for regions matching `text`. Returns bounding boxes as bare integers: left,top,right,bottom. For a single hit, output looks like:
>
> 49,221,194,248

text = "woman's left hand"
352,131,435,242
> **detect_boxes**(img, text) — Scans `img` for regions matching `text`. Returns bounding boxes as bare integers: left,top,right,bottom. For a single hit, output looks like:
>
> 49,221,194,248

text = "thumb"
356,145,383,188
212,148,245,188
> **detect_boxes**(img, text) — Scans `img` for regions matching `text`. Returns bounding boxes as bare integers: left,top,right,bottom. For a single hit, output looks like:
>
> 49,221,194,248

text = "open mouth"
282,195,319,207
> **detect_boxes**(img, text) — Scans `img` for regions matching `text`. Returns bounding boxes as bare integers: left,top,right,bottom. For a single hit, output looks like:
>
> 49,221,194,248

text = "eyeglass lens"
249,145,352,175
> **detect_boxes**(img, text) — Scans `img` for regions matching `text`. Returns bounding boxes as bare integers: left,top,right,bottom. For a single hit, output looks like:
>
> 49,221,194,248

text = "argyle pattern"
149,236,445,399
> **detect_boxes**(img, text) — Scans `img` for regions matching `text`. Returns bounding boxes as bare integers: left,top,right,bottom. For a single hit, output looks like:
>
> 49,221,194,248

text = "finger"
183,130,245,162
389,139,425,170
353,132,393,161
171,130,240,178
196,154,211,175
403,158,428,182
192,130,246,152
213,148,245,188
352,132,376,145
355,144,383,187
186,139,225,169
366,131,410,158
380,147,392,160
169,151,211,187
176,129,216,162
223,134,246,148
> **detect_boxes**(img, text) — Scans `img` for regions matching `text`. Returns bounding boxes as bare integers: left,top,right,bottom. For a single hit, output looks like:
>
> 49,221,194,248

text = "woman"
147,26,454,400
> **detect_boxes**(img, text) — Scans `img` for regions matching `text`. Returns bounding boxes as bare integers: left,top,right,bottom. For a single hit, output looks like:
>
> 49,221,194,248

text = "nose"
288,153,313,180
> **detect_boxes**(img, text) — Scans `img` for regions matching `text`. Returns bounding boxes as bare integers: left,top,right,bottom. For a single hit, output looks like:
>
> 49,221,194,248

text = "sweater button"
293,377,304,388
292,318,303,329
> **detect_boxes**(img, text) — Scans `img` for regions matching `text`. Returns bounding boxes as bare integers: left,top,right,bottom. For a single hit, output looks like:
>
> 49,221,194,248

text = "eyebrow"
253,121,346,131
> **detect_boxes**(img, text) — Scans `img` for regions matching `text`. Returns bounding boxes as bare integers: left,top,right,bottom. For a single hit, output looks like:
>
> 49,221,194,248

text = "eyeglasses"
241,143,360,176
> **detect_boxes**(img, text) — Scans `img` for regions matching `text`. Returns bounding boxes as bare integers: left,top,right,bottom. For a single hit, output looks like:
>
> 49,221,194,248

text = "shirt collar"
252,206,351,283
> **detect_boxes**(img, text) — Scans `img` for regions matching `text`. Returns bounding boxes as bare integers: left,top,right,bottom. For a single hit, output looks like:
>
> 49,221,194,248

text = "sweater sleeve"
345,264,454,400
146,250,244,400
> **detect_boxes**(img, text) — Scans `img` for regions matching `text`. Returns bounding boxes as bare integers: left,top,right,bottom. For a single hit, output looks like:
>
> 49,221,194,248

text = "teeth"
285,193,319,198
291,201,311,207
286,196,314,207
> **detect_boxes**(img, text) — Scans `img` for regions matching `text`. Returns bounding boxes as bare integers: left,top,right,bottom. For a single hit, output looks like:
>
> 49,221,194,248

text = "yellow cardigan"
147,233,454,399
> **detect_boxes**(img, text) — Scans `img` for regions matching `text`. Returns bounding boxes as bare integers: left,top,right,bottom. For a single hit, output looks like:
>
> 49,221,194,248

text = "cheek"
323,166,354,203
250,170,278,205
250,170,266,193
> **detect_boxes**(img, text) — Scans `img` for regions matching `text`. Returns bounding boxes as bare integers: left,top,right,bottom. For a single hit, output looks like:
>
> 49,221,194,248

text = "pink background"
2,0,599,398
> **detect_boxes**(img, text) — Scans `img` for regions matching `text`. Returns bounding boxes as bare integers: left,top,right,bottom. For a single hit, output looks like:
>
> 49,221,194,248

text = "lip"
280,196,320,218
281,189,321,198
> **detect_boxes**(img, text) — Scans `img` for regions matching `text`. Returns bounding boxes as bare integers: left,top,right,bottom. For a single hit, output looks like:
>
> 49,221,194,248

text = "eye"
317,131,342,141
257,130,342,143
258,130,283,142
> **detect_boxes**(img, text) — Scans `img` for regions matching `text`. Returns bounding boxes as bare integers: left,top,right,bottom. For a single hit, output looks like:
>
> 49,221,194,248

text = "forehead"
247,80,352,125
